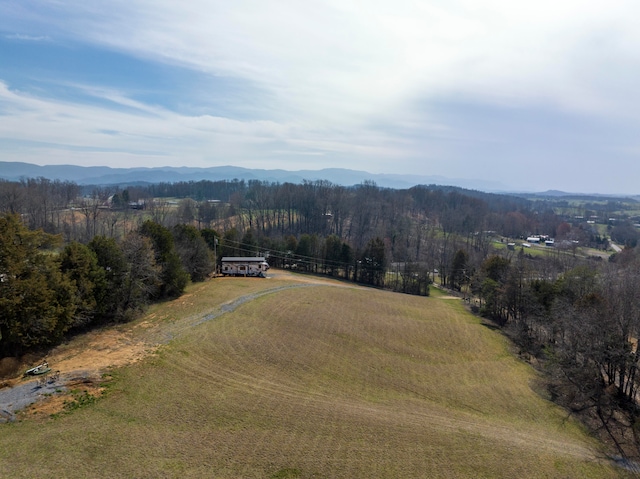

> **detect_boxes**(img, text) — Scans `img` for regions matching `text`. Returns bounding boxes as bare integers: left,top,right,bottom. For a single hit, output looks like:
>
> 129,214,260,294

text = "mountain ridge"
0,161,506,191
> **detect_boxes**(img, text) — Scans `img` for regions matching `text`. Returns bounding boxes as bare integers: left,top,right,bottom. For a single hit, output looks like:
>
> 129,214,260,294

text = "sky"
1,1,640,194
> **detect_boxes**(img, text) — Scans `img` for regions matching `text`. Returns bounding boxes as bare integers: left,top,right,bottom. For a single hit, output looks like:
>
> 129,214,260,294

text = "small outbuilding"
221,257,270,277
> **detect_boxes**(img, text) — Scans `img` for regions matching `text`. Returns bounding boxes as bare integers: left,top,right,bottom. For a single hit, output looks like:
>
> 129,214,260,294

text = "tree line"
0,214,215,357
0,176,622,299
466,247,640,457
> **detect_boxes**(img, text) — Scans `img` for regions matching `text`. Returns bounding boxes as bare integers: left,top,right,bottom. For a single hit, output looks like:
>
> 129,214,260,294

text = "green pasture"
0,274,630,478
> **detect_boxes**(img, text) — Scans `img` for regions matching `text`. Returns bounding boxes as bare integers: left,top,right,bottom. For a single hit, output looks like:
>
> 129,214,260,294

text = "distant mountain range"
0,161,508,191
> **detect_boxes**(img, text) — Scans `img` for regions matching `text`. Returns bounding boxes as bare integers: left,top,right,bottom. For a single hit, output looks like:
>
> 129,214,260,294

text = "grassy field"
0,273,631,478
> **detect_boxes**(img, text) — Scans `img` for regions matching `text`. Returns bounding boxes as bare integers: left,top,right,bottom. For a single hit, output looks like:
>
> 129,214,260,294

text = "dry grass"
0,273,630,478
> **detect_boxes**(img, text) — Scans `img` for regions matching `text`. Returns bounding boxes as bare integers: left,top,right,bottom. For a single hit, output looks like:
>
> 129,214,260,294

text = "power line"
218,239,356,270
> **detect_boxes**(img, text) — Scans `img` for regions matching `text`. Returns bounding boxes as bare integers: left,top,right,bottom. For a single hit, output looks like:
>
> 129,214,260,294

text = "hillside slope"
0,274,628,478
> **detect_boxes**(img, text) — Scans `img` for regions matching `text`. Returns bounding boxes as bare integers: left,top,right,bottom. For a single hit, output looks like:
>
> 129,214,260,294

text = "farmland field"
0,272,630,478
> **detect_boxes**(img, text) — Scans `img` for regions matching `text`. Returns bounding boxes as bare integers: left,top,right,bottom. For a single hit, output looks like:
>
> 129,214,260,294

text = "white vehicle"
220,257,270,277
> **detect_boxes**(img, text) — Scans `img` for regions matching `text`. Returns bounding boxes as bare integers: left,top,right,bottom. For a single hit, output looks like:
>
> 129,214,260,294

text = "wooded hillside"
3,176,640,457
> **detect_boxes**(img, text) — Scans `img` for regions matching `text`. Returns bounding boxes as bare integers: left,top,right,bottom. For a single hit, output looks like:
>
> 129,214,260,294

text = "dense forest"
3,176,640,456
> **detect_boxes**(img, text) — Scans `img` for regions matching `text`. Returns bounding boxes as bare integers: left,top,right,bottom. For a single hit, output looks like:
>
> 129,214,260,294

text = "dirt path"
0,326,154,422
0,273,338,421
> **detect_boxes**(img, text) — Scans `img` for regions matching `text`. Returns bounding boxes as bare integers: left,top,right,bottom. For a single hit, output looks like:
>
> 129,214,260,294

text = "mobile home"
221,257,270,277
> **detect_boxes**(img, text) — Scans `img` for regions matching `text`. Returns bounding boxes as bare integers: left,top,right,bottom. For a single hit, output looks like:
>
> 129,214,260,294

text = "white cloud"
0,80,404,171
37,0,639,119
4,33,50,41
3,1,640,191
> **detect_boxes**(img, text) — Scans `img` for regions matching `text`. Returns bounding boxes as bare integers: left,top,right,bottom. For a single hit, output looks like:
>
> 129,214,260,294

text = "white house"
221,257,270,277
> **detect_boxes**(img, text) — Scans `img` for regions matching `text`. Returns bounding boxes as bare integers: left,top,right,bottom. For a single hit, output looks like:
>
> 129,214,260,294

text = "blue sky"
1,1,640,193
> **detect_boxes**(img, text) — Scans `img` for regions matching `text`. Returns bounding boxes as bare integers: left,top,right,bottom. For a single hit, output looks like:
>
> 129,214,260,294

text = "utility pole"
214,238,219,275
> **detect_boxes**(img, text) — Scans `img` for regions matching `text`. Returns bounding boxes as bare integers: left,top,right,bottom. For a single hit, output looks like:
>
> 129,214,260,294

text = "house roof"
221,257,267,263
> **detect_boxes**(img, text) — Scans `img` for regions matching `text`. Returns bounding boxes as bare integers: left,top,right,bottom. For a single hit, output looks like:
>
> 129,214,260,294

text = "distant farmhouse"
525,235,555,246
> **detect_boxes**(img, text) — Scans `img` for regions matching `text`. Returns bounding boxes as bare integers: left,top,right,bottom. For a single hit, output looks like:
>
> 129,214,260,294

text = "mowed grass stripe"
0,277,628,478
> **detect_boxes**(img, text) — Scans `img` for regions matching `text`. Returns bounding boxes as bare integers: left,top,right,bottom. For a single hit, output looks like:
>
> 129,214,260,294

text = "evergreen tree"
358,237,386,286
450,249,468,291
173,224,214,282
200,228,220,251
0,214,75,355
323,234,342,275
140,220,188,299
88,235,128,323
59,242,106,329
